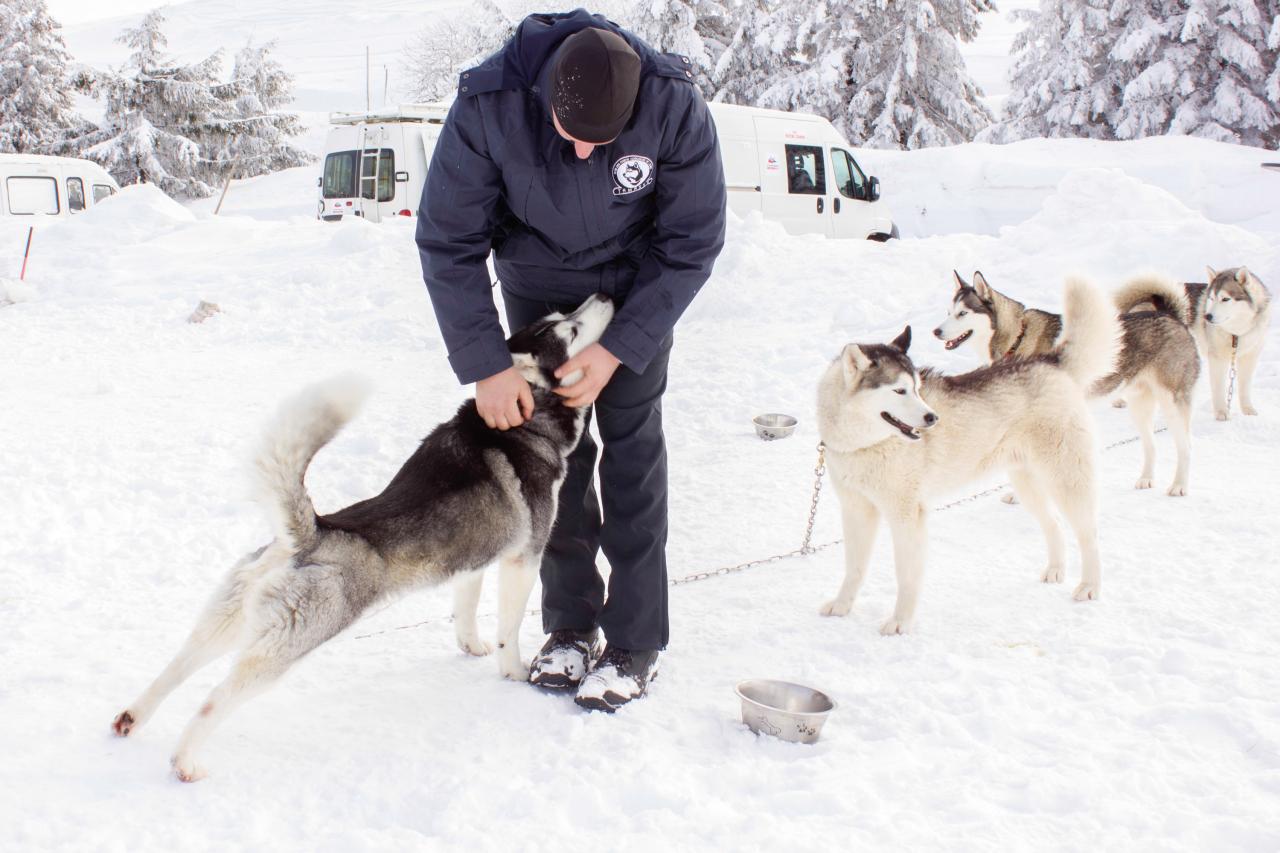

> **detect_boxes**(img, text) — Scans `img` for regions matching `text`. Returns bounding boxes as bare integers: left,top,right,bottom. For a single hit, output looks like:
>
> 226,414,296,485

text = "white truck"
0,154,120,218
317,101,896,240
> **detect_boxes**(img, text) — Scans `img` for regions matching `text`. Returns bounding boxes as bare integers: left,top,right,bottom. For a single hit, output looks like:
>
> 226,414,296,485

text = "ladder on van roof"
357,125,382,223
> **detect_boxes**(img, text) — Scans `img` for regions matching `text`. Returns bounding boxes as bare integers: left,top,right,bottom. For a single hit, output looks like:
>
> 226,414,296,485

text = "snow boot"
529,629,602,689
573,646,659,712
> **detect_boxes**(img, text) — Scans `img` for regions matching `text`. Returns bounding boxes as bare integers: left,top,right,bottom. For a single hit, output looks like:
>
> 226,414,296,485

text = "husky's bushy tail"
1112,273,1193,326
1055,277,1122,387
254,375,372,550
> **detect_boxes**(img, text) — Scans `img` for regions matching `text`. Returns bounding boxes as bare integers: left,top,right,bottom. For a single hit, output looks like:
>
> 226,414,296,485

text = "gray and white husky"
934,271,1199,496
1186,267,1271,420
818,278,1119,634
111,294,615,781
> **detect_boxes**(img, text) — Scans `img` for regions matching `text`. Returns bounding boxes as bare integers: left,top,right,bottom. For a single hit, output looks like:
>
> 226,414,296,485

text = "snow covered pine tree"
74,10,237,197
758,0,994,148
404,0,516,102
996,0,1280,147
213,42,313,180
0,0,82,154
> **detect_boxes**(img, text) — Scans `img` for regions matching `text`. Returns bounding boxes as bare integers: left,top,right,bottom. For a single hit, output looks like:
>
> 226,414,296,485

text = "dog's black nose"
932,328,943,338
1205,313,1215,322
923,412,937,425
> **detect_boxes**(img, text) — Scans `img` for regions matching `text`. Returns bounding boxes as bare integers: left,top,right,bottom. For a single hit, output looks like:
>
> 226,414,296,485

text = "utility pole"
365,46,371,112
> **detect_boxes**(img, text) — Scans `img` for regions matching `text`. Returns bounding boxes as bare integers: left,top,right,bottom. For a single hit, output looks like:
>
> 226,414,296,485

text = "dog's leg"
1237,347,1261,416
1159,392,1192,497
112,547,280,737
169,651,293,783
881,506,926,635
169,563,358,781
1045,474,1102,602
1007,468,1066,583
1127,390,1158,490
1208,351,1229,420
451,570,492,656
820,491,879,617
494,553,537,681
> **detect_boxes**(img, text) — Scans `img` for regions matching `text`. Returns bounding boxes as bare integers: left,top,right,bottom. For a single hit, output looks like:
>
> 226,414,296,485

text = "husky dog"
818,279,1119,635
1186,267,1271,420
935,271,1199,496
110,294,615,781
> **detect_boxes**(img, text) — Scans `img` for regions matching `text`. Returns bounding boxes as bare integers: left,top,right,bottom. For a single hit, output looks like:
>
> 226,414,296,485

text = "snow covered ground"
2,137,1279,850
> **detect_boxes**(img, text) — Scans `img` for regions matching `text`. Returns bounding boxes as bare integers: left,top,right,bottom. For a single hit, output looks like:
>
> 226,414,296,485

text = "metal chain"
1227,335,1239,414
354,423,1166,641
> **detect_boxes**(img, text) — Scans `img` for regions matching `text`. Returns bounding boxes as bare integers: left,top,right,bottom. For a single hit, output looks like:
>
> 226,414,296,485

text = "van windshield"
323,151,357,198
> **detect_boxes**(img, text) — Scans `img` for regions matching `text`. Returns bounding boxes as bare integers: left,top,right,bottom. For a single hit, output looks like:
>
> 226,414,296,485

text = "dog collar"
1001,320,1028,360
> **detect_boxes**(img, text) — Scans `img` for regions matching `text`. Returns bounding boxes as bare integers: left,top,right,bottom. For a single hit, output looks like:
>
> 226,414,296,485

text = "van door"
752,117,831,236
828,147,874,239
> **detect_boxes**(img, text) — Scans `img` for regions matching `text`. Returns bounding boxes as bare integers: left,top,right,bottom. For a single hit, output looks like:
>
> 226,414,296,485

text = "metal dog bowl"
753,413,798,441
736,679,836,744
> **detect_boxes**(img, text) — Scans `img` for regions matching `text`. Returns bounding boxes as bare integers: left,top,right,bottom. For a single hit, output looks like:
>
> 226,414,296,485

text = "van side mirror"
869,176,881,202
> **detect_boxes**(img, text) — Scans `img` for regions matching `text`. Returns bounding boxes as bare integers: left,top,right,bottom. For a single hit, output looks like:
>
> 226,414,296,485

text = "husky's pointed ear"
952,270,967,293
841,343,872,382
973,271,993,301
1237,267,1266,302
1205,265,1218,283
891,326,912,354
1235,267,1250,285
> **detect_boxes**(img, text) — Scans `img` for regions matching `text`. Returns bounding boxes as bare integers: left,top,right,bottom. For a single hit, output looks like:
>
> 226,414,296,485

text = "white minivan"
0,153,120,218
317,103,447,223
709,102,897,240
316,101,896,240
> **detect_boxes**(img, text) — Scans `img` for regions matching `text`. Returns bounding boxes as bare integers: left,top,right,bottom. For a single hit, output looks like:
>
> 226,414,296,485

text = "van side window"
6,176,60,215
785,145,825,195
830,149,867,200
360,149,394,202
93,184,115,203
67,177,86,212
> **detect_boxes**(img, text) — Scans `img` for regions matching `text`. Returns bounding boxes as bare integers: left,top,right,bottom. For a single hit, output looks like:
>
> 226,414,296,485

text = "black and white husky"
1187,267,1271,420
111,294,615,781
819,279,1120,634
935,271,1200,496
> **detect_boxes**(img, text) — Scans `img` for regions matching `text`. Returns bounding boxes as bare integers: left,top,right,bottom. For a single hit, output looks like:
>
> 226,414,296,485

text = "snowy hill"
2,136,1278,849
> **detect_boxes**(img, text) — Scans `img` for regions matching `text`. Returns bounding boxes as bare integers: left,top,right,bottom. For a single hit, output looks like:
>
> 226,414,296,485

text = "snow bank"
2,136,1279,851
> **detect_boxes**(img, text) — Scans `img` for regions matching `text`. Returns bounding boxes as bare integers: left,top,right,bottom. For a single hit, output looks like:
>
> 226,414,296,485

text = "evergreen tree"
984,0,1119,141
759,0,993,148
403,1,516,102
0,0,81,154
214,41,313,179
75,10,237,197
701,0,798,104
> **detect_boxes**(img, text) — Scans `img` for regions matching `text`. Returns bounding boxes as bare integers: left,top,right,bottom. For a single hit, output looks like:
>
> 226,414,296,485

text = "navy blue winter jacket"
415,9,727,384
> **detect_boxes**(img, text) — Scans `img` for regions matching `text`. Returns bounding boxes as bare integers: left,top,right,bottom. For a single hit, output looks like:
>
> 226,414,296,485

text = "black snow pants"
501,287,672,651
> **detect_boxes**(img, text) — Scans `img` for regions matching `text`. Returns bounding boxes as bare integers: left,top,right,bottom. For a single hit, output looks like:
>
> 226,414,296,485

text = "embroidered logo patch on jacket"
612,155,655,196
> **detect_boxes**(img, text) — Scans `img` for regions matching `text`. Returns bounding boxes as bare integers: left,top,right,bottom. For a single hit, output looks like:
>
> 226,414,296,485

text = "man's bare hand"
476,366,534,430
554,343,621,408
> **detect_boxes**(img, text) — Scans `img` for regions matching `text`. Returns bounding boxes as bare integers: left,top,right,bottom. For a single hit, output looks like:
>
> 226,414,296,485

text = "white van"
316,101,896,239
0,153,120,218
317,103,448,223
709,102,896,240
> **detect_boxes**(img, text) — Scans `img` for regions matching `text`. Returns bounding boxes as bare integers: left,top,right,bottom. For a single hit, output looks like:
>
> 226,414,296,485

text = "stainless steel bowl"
753,413,798,441
735,679,836,744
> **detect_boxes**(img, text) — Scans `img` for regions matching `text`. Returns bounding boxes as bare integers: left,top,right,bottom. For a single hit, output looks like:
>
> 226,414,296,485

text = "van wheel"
867,233,892,242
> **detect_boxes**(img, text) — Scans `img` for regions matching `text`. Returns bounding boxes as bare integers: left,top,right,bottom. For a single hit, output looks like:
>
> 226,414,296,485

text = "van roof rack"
328,103,451,126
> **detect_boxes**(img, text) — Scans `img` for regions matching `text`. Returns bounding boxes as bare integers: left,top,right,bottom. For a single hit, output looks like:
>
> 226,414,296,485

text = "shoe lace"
597,646,631,671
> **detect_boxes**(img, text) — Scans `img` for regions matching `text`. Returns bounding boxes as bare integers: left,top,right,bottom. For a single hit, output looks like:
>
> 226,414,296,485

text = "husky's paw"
112,710,137,737
1134,477,1153,490
498,661,530,682
455,633,492,657
1112,398,1127,409
171,755,207,783
879,617,912,636
1242,404,1258,416
1040,565,1065,584
1167,484,1188,497
819,599,852,617
1001,492,1020,505
1072,582,1099,602
1215,410,1229,421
